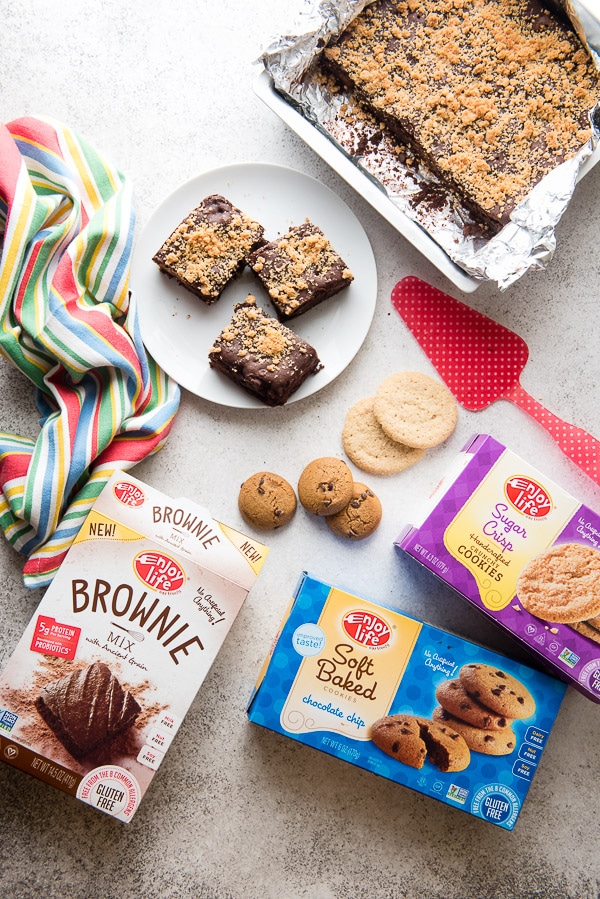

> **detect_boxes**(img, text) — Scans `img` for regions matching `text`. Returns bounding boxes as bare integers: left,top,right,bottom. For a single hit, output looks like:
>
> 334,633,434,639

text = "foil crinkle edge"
258,0,600,290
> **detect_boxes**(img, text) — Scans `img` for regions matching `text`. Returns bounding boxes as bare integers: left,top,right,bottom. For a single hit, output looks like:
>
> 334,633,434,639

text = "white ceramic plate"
130,163,377,407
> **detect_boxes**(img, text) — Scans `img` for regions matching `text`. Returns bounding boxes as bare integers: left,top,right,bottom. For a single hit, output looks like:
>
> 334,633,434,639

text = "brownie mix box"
396,433,600,703
0,472,268,822
247,572,565,830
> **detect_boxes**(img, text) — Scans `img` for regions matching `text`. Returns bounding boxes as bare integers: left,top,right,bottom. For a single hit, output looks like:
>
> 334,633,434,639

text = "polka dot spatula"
391,276,600,487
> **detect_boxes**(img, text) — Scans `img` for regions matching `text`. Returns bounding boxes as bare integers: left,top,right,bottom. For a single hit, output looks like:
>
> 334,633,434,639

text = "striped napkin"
0,116,180,588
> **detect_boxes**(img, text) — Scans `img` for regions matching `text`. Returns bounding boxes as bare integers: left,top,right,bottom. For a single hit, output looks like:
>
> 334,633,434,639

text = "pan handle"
506,383,600,487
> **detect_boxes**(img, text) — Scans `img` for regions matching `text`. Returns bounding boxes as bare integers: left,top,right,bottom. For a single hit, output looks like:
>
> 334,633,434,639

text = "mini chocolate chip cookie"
459,663,536,720
325,482,382,541
435,678,512,730
432,707,517,756
297,457,354,516
238,471,297,530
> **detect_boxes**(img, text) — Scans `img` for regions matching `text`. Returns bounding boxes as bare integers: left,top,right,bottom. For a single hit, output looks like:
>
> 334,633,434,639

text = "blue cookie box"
247,572,566,831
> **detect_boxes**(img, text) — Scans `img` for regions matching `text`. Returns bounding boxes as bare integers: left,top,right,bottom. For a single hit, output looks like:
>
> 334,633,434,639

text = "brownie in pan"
322,0,600,233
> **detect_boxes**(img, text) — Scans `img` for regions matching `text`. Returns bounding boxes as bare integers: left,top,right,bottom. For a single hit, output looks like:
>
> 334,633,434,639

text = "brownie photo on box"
208,295,322,406
35,661,141,761
152,194,265,304
248,221,353,321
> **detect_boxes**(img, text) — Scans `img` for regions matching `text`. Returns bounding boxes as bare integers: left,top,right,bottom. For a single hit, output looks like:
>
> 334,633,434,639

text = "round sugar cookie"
297,457,354,516
342,397,425,475
326,482,382,541
373,371,458,449
516,542,600,624
238,471,297,530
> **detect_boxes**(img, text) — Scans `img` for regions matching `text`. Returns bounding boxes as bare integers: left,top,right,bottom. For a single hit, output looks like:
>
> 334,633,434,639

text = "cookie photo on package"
247,572,565,831
396,433,600,704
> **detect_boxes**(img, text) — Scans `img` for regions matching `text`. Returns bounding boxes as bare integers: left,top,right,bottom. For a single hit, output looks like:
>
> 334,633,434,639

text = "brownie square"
35,661,141,761
208,295,322,406
152,194,265,304
248,221,353,321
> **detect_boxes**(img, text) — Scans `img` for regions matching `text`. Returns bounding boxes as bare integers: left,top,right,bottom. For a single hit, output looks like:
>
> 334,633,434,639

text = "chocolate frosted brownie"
35,661,141,761
248,222,353,321
208,295,322,406
323,0,600,233
152,194,265,303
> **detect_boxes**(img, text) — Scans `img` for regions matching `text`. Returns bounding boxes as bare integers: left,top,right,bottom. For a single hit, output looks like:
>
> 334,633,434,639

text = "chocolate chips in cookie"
432,664,536,756
435,678,512,731
371,714,470,773
432,707,517,757
297,457,354,516
238,471,297,531
459,663,536,720
325,481,382,541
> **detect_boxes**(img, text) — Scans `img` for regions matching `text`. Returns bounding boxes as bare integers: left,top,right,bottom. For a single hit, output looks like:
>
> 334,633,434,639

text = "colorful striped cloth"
0,116,180,588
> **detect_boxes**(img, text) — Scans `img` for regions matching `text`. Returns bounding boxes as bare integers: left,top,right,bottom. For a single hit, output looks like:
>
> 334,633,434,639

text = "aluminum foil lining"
258,0,600,290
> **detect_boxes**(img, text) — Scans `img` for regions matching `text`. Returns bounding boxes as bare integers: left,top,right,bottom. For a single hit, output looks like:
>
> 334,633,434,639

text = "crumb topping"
208,296,308,370
155,196,264,298
251,222,353,314
324,0,600,226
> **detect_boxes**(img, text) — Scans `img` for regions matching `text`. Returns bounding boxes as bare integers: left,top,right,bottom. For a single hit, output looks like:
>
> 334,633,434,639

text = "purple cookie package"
395,433,600,703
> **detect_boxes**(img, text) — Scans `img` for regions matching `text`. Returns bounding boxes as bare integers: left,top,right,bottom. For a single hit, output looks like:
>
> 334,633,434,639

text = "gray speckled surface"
1,2,600,897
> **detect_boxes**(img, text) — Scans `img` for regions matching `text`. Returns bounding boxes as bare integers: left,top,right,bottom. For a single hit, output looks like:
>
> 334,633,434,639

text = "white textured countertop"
1,2,600,897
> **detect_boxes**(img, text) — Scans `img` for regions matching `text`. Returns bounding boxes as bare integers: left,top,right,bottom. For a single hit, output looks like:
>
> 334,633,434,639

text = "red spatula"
391,276,600,487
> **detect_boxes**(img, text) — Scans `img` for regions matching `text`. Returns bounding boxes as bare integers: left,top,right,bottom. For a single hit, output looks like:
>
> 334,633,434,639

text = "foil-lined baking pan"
255,0,600,292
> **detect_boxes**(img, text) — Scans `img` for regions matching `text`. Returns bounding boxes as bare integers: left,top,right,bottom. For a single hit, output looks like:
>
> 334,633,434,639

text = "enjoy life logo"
113,480,146,508
342,609,391,649
504,475,552,519
133,551,186,594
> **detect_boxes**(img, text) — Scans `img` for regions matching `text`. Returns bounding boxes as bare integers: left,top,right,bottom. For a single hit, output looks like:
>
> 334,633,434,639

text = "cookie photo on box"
370,663,535,770
515,540,600,646
516,542,600,626
248,573,566,830
396,433,600,704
